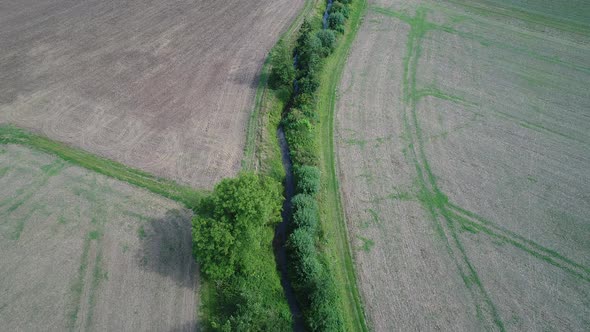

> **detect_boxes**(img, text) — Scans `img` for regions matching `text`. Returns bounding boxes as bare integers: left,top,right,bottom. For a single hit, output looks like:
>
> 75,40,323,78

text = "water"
274,127,305,331
274,2,335,329
322,0,334,29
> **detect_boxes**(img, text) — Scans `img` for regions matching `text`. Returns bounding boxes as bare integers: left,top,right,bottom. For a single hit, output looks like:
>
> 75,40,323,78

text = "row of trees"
270,0,354,331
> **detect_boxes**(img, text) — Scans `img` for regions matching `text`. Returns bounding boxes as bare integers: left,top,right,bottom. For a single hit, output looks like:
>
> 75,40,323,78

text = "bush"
307,275,344,331
192,173,291,330
297,73,320,94
328,12,345,33
269,40,295,89
292,92,315,110
192,215,236,280
292,194,319,216
330,2,350,18
293,203,319,230
294,165,321,195
316,29,336,56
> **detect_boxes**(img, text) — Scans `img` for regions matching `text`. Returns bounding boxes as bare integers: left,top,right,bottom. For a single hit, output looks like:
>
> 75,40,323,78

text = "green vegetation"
269,40,296,90
268,0,369,330
314,0,368,330
0,125,203,210
294,165,321,195
191,172,291,330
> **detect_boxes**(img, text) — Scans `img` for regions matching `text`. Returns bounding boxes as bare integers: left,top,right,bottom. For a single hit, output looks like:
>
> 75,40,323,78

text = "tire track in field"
393,7,506,331
375,4,590,330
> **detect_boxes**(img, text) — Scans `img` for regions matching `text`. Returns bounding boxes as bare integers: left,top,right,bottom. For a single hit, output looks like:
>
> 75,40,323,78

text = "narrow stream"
273,127,305,331
273,2,334,330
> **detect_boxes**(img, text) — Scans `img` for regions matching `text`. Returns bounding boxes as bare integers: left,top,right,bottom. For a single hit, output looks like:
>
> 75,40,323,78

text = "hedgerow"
269,0,355,330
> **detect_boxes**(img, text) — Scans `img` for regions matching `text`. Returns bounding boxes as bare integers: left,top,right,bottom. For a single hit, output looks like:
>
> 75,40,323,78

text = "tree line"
270,0,354,330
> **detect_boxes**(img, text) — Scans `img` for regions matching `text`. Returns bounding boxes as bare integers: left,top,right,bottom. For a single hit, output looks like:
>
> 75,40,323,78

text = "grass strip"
242,0,317,172
315,0,369,330
0,124,203,209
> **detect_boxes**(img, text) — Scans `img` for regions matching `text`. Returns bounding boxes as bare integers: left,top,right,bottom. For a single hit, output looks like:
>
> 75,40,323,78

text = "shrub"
192,173,291,330
292,194,319,216
269,40,295,89
293,203,319,230
294,165,321,195
297,74,320,94
307,275,344,331
330,2,350,18
316,29,336,56
328,12,345,33
298,33,323,73
293,92,315,110
192,214,236,280
287,227,316,259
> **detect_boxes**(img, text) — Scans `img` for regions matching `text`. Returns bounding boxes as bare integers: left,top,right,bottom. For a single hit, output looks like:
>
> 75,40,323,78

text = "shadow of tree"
136,208,198,290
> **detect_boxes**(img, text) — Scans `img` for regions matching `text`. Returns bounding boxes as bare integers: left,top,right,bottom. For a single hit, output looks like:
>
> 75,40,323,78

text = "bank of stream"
273,127,304,331
272,1,336,331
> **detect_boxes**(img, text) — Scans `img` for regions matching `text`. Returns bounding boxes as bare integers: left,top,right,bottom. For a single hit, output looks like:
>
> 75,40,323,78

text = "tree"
192,215,236,280
191,172,282,281
316,29,336,56
328,12,345,33
269,40,295,89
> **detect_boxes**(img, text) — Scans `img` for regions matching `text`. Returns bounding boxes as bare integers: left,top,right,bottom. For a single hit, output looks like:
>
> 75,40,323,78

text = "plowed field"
336,0,590,330
0,0,304,188
0,145,197,331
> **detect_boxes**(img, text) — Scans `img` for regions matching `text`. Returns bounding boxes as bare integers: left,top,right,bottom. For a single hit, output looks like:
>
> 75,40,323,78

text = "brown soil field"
0,145,197,331
0,0,304,188
336,0,590,330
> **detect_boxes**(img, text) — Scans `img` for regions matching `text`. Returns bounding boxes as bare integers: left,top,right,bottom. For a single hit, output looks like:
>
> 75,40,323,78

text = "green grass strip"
0,124,203,209
242,0,316,171
316,0,370,330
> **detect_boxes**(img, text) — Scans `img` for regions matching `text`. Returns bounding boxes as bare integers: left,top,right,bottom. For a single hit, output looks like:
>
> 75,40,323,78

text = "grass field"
335,0,590,330
0,0,304,188
0,144,197,331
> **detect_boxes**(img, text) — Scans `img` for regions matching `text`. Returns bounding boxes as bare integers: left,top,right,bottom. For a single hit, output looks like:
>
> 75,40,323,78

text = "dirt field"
0,145,197,331
335,0,590,330
0,0,304,188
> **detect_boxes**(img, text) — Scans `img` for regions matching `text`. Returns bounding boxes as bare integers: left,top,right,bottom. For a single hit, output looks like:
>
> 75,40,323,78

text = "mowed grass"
334,0,589,330
0,144,196,331
314,0,370,331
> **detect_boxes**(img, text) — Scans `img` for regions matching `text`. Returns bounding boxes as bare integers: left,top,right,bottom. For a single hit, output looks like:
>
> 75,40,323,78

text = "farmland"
336,0,590,330
0,144,196,331
0,0,304,188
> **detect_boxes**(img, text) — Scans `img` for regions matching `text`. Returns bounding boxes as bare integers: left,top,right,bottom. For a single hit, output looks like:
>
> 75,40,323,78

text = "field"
0,0,304,188
0,144,197,331
335,0,590,330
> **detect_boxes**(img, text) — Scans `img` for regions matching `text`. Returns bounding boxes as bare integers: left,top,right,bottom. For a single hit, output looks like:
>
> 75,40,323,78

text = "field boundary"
242,0,317,172
315,0,370,330
0,125,203,209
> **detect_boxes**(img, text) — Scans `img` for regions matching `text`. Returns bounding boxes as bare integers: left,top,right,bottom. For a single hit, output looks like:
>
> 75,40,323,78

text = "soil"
0,145,198,331
335,1,590,330
0,0,304,188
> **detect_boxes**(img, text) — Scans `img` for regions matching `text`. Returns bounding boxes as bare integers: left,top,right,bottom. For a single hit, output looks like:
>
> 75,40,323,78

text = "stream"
272,1,334,330
273,127,304,331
